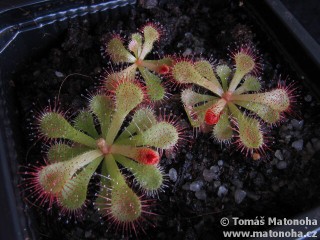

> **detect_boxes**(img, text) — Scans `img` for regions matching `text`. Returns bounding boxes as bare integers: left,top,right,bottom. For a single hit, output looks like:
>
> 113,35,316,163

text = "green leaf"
47,143,90,163
234,75,261,94
95,158,111,214
38,150,103,196
139,67,165,101
194,60,222,89
229,51,255,92
229,103,263,150
106,81,144,144
143,25,160,43
106,37,136,63
105,65,137,91
216,64,231,91
129,122,179,149
57,156,103,211
114,81,144,113
234,51,255,75
128,33,142,58
234,100,280,124
231,88,290,112
89,95,113,139
172,61,203,85
74,111,99,139
237,115,264,150
40,112,96,148
110,182,141,223
102,154,142,223
172,61,223,96
116,107,157,141
38,162,70,195
213,110,233,141
115,155,163,194
139,25,160,59
181,88,217,107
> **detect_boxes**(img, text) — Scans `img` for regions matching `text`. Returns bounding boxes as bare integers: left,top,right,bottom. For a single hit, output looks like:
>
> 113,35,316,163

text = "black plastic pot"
0,0,319,239
247,0,320,98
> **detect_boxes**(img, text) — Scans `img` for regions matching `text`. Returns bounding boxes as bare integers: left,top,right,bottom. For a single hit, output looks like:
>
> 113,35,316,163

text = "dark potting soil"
13,0,320,239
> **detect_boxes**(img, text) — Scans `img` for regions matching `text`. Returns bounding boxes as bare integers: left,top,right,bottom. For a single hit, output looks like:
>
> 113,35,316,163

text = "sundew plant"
172,46,293,156
22,79,180,233
104,23,172,102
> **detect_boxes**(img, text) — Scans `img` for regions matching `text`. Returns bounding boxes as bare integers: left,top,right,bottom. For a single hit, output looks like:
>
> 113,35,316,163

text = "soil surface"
14,0,320,239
